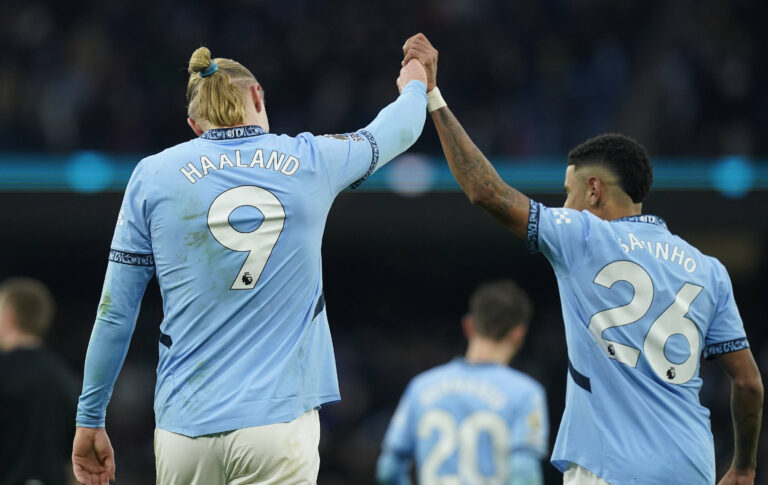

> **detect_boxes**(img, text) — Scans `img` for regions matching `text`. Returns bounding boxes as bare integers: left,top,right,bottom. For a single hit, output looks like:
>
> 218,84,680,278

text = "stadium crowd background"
1,0,766,483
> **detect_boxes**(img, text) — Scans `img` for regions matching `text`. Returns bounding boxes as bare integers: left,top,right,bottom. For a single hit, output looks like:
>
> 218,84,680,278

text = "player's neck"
242,105,270,133
203,112,270,134
465,338,514,365
590,201,643,221
0,331,42,352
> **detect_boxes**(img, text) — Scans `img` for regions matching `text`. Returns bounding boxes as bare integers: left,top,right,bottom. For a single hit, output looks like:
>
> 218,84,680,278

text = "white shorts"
154,409,320,485
563,462,611,485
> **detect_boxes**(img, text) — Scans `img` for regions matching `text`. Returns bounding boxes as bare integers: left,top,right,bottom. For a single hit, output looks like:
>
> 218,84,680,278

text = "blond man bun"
186,47,258,128
188,46,213,75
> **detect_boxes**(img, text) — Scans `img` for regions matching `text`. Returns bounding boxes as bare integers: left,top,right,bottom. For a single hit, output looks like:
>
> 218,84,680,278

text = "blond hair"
186,47,257,127
0,277,55,339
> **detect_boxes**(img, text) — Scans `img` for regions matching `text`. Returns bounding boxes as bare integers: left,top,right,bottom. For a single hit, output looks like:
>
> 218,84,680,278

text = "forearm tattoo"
432,107,529,231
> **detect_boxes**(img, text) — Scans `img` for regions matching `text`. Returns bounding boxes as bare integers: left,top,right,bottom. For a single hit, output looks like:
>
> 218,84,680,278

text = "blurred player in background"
0,277,79,485
377,280,548,485
403,33,763,485
71,47,428,485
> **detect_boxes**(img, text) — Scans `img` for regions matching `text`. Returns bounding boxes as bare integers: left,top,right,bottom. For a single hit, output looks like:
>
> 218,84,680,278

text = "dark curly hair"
567,133,653,203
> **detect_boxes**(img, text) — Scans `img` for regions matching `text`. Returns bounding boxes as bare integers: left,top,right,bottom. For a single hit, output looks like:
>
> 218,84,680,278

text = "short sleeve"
702,263,749,360
314,131,378,195
509,385,549,458
111,161,153,260
381,383,417,456
527,200,590,274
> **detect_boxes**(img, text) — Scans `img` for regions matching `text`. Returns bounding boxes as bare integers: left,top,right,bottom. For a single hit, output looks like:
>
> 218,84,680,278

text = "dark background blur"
1,0,767,484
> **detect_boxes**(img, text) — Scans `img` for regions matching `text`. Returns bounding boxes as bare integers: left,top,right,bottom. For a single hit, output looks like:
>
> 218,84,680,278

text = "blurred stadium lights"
386,154,435,197
66,151,114,193
0,152,136,192
710,156,754,199
0,153,766,196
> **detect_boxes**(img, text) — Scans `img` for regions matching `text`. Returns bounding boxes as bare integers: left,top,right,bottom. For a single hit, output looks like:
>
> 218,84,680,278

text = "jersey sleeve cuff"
703,337,749,360
403,79,427,94
526,199,542,254
348,129,380,189
76,416,106,428
109,248,155,267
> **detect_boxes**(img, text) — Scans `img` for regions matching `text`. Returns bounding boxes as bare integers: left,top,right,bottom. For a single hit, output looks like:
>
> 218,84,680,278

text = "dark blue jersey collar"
611,214,667,229
200,125,266,140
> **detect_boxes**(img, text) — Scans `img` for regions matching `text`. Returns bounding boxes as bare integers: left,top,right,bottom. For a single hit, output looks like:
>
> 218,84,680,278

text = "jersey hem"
155,394,340,437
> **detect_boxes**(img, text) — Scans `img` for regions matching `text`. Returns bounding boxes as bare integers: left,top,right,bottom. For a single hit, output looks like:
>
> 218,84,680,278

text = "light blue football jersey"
76,81,427,437
377,358,548,485
526,201,749,485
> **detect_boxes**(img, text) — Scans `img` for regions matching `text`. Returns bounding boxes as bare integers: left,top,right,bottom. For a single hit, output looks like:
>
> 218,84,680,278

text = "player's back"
78,79,427,438
532,204,748,484
382,358,548,485
122,127,364,436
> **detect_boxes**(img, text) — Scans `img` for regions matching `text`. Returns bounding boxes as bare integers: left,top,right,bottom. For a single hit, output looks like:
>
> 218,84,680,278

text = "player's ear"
501,325,526,358
250,83,264,113
461,315,474,339
508,324,527,347
187,117,204,136
587,176,602,207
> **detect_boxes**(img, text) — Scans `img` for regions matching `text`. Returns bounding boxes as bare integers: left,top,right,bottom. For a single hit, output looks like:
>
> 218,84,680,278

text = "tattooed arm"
402,33,530,238
715,349,763,485
431,107,530,237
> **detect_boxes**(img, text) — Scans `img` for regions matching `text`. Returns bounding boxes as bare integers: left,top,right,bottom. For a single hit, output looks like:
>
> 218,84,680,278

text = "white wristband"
427,87,447,112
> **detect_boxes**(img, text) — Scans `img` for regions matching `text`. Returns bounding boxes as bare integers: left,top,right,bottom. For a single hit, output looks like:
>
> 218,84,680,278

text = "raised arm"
431,106,530,237
364,59,428,168
313,60,427,194
403,33,530,238
715,348,763,485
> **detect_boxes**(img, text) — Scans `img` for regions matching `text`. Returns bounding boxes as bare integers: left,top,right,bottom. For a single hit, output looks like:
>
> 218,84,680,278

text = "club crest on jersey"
322,134,349,141
322,132,365,142
552,209,572,225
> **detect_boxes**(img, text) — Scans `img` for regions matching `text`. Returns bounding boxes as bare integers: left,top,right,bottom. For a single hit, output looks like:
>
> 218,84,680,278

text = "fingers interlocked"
401,33,438,92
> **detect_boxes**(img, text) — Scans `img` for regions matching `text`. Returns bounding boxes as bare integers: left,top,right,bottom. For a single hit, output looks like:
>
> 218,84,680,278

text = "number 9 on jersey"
207,186,286,290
